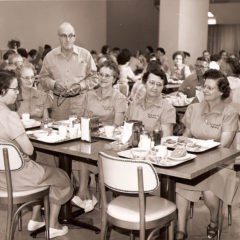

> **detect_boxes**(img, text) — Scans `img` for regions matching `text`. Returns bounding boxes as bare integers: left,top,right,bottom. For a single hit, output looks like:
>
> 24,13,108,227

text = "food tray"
117,149,196,167
26,129,81,144
51,120,71,129
161,136,220,153
21,119,41,129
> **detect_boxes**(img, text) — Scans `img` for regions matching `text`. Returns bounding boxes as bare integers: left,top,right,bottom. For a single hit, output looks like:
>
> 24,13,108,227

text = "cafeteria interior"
1,0,240,240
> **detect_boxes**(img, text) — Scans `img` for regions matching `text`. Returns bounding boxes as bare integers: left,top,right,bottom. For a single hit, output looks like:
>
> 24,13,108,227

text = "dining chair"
0,142,50,240
98,152,176,240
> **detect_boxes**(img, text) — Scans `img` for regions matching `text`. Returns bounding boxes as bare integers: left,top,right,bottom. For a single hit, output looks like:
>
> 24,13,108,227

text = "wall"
0,0,107,52
209,3,240,24
106,0,159,55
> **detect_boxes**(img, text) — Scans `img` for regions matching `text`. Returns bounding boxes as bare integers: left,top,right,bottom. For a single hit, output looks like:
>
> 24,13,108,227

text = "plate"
117,149,196,167
27,129,81,144
168,153,196,161
21,119,41,129
162,136,220,153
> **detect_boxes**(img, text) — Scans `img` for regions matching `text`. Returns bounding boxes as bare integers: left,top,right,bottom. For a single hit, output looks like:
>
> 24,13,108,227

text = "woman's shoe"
27,220,45,231
49,225,68,238
207,221,218,239
175,230,187,240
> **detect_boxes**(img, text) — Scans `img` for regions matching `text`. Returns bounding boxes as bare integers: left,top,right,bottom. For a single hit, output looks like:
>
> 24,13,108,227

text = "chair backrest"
98,152,159,194
0,141,24,172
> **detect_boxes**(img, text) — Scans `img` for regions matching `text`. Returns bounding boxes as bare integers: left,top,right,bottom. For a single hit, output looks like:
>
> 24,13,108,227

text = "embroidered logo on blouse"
205,119,221,129
147,113,159,119
103,105,113,111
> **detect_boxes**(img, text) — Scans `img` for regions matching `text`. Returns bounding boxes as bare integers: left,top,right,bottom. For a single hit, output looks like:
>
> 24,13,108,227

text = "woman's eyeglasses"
8,87,19,92
98,73,113,79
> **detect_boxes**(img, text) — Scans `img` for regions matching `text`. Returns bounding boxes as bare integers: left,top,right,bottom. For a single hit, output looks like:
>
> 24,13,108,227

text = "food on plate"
170,146,187,158
177,136,193,144
165,138,177,144
131,148,149,160
186,142,201,151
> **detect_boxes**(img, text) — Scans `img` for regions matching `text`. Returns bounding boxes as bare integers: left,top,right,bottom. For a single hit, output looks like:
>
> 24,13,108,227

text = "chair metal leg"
168,220,174,240
6,202,13,240
44,195,50,240
130,231,135,240
17,208,22,231
190,201,194,219
217,199,224,240
228,205,232,226
100,213,107,240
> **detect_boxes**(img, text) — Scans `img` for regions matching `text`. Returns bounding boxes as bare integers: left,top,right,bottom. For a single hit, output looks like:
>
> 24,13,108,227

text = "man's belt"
53,92,80,98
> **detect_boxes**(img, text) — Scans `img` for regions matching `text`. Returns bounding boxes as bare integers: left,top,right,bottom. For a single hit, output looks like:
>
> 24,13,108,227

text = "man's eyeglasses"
59,34,76,40
195,65,208,69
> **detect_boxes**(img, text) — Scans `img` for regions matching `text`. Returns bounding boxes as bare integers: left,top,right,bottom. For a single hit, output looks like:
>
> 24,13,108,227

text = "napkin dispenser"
126,120,143,146
81,117,99,142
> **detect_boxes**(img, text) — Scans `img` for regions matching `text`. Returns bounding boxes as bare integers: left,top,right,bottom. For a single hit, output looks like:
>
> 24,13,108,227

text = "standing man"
39,22,98,120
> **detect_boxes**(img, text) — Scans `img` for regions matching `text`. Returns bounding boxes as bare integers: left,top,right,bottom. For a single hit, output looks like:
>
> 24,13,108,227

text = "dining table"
31,138,240,204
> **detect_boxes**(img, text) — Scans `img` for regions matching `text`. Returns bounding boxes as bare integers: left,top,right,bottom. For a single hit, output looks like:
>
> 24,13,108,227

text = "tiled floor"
1,187,240,240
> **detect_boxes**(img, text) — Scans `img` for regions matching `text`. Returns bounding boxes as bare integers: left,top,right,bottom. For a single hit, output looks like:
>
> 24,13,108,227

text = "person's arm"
7,112,34,156
114,94,128,126
161,124,173,137
42,108,49,120
220,132,236,148
183,128,193,138
114,112,125,126
220,110,239,148
183,65,191,78
15,133,34,156
39,57,56,91
77,54,98,91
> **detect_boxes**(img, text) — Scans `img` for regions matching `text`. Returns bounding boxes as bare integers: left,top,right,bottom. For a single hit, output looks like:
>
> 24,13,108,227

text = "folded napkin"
81,118,90,141
121,122,134,144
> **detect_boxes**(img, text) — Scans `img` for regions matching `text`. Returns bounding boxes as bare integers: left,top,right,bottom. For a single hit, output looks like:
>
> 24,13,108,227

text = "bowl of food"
131,148,149,160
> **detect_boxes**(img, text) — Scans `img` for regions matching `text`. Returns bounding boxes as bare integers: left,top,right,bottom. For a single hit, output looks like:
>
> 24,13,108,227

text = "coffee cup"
22,113,30,121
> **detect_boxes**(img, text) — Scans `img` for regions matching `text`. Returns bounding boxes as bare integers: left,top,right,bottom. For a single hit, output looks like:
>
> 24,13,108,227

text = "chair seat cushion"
0,186,48,198
107,195,176,222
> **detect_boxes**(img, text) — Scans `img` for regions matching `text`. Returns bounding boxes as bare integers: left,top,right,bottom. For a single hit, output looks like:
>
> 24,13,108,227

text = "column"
159,0,209,64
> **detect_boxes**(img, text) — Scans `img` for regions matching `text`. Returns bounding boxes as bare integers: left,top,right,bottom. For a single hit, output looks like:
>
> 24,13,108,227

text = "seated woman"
127,67,176,134
0,70,73,238
16,63,52,120
72,60,128,211
117,49,141,96
168,51,191,83
176,69,239,240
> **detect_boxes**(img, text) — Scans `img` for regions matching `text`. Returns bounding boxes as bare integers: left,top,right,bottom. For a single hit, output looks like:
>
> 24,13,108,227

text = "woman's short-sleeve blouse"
182,101,239,141
127,96,176,132
83,88,128,125
0,103,25,142
17,87,52,119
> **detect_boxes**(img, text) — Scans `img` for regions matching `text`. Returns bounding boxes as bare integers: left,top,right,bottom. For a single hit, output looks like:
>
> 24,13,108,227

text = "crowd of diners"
0,21,240,239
